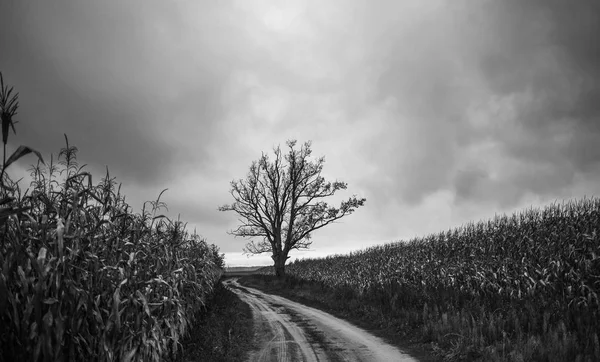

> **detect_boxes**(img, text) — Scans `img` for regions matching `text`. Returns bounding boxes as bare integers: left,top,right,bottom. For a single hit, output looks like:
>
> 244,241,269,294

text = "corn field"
0,72,224,362
259,198,600,360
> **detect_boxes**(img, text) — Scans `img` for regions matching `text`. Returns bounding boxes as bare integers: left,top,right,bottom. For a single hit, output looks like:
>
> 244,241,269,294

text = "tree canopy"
219,140,366,277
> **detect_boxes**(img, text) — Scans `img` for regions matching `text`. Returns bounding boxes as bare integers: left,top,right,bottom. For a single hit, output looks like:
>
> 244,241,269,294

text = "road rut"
225,278,419,362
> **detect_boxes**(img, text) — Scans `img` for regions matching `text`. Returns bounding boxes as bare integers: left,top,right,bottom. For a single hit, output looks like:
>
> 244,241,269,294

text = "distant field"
224,266,269,276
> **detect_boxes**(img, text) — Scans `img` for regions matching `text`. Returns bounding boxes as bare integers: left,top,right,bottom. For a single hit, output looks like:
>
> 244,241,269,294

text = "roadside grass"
172,280,255,362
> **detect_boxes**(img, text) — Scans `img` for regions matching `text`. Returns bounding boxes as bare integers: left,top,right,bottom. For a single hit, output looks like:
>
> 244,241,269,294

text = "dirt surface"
225,278,420,362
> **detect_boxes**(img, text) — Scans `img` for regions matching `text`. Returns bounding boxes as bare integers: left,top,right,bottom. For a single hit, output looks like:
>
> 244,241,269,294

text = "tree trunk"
273,253,289,278
273,255,287,278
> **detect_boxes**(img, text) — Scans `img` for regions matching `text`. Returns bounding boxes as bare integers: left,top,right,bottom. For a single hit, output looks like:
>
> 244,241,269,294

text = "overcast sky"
1,0,599,266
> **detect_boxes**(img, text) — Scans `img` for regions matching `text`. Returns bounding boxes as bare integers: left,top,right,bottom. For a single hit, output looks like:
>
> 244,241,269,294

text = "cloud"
461,0,600,205
354,0,600,208
0,0,248,185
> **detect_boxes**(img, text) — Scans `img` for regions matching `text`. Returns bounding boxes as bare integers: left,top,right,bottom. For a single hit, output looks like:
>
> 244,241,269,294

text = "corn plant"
0,72,224,362
259,198,600,361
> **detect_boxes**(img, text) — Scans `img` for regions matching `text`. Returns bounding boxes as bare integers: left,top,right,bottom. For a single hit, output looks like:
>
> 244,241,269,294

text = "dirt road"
225,278,419,362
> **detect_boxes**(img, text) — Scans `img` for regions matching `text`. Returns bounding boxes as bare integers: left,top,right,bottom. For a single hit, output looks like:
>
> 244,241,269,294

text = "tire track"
225,278,419,362
227,280,321,361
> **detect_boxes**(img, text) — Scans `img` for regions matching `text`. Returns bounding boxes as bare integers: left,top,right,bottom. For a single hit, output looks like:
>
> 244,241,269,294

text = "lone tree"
219,140,366,277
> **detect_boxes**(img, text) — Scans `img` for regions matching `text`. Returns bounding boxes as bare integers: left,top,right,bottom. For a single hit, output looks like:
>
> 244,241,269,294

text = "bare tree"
219,140,366,277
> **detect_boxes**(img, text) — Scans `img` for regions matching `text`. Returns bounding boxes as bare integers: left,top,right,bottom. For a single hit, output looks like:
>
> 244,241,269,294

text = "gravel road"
225,278,419,362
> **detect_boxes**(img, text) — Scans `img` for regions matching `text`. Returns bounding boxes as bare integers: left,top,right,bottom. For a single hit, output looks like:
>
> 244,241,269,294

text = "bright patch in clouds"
262,6,302,32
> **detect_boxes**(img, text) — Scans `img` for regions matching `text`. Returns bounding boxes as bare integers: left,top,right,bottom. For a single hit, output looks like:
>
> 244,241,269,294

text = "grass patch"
172,280,255,362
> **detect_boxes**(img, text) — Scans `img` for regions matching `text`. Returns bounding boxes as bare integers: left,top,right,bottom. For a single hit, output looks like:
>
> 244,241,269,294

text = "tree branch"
219,139,366,272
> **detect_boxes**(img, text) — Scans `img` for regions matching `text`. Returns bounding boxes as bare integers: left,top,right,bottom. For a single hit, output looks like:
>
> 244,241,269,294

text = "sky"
1,0,599,266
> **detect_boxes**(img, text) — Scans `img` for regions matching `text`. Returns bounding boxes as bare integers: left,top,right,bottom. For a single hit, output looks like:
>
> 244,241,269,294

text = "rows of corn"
0,73,224,361
260,198,600,360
